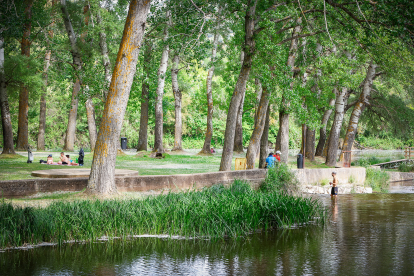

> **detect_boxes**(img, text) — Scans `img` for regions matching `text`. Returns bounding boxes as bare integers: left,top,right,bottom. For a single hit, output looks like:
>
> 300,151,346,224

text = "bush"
398,162,414,172
365,167,390,193
260,164,299,194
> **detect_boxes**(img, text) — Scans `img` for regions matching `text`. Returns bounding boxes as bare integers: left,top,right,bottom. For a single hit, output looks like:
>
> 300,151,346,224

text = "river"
1,192,414,275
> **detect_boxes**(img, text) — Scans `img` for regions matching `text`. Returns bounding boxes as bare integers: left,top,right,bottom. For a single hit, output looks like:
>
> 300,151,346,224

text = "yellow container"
235,158,247,170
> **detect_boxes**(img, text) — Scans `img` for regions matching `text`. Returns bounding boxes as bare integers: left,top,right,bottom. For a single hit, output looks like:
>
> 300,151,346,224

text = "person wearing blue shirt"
265,153,276,168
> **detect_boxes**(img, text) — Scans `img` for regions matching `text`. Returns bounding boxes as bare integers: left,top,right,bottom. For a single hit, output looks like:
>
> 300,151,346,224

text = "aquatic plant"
259,164,299,194
0,181,325,248
365,167,390,193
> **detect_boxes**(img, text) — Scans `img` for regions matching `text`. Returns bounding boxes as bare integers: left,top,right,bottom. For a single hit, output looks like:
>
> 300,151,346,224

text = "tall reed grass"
0,180,326,248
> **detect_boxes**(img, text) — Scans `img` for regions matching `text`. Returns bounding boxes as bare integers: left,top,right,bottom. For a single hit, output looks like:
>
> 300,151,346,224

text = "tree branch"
276,30,325,45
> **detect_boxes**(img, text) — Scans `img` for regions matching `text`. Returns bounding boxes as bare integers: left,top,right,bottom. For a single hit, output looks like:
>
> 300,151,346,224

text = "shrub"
365,167,390,193
398,162,414,172
259,164,299,194
348,175,356,184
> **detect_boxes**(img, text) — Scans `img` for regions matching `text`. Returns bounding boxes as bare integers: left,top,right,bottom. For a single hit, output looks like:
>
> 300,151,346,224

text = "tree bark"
340,62,377,164
16,0,33,150
61,0,82,152
259,105,270,168
137,42,152,151
171,55,182,151
278,18,302,163
300,124,307,155
0,38,16,155
325,87,350,166
305,128,315,161
85,94,97,150
275,125,281,152
233,93,245,153
97,11,112,100
315,97,335,156
37,50,50,150
153,11,171,154
199,29,219,155
246,84,270,169
219,0,258,171
87,0,150,195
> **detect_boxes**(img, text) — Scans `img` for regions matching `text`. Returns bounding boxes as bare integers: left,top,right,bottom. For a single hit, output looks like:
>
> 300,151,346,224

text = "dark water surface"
1,193,414,276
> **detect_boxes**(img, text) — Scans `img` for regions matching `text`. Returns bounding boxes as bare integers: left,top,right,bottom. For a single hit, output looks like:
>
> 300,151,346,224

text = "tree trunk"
37,44,52,151
97,11,112,100
246,85,270,169
0,38,15,155
137,42,152,151
87,0,150,195
61,0,82,152
325,87,350,166
85,95,97,150
199,29,219,155
63,79,80,152
153,11,171,154
340,62,377,164
171,55,182,151
233,92,245,153
315,97,335,156
300,124,307,155
16,0,33,150
305,128,315,161
259,105,270,168
275,124,281,152
278,18,302,163
219,0,258,171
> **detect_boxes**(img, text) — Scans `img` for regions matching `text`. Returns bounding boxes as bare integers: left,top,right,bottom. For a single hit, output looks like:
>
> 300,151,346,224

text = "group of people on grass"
265,151,281,168
45,152,78,166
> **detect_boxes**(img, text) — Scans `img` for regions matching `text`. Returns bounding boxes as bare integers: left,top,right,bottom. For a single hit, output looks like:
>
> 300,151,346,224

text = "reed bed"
0,180,326,248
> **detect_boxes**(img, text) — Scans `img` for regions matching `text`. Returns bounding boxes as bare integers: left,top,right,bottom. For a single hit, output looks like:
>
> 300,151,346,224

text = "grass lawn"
0,149,335,181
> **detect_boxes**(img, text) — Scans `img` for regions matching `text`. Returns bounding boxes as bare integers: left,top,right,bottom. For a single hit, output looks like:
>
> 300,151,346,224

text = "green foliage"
0,182,326,248
365,167,390,193
352,156,391,167
398,162,414,172
259,164,299,194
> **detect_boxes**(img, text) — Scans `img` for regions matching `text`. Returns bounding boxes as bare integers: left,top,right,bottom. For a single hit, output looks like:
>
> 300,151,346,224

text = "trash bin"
121,137,127,150
297,153,304,169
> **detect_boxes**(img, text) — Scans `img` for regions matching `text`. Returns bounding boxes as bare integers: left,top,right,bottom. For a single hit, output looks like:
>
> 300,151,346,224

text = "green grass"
0,151,247,180
365,167,390,193
0,179,326,248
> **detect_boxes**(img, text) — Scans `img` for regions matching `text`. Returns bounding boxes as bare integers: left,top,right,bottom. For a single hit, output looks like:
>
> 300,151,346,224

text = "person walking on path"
330,171,339,197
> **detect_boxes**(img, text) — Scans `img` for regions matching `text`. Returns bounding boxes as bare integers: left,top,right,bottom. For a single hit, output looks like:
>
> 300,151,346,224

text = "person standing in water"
330,171,338,197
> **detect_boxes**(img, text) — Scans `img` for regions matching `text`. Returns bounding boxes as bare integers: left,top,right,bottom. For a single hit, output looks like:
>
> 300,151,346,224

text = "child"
47,154,53,164
265,153,276,168
329,171,339,197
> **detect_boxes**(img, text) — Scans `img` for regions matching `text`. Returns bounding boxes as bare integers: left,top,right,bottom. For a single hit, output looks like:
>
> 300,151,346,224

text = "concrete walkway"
31,169,139,178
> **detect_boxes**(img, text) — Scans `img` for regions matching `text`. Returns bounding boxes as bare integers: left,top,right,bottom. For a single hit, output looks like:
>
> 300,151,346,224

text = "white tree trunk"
325,87,350,166
153,11,171,153
171,55,182,151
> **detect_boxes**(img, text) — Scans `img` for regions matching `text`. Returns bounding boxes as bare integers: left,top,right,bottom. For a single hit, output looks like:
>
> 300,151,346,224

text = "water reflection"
1,194,414,276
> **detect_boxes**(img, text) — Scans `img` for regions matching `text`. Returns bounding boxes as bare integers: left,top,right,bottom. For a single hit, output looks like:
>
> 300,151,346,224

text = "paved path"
31,169,139,178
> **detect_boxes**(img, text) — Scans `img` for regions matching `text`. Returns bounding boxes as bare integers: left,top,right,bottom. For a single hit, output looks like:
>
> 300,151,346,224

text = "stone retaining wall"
387,171,414,184
0,170,267,198
0,167,368,198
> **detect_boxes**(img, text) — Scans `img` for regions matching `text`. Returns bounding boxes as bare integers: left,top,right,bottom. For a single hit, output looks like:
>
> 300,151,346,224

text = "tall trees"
199,23,220,155
0,38,15,155
171,54,182,151
325,87,350,166
16,0,33,150
87,0,150,194
315,97,335,156
153,11,171,154
61,0,82,152
219,0,258,171
137,42,152,151
340,62,378,163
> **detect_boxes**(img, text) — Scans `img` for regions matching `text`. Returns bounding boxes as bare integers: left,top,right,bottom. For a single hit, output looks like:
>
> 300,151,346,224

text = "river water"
1,193,414,276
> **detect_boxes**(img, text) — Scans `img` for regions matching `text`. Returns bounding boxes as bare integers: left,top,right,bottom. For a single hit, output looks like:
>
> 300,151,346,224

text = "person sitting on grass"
59,152,78,166
265,152,276,168
47,154,53,164
274,150,281,162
